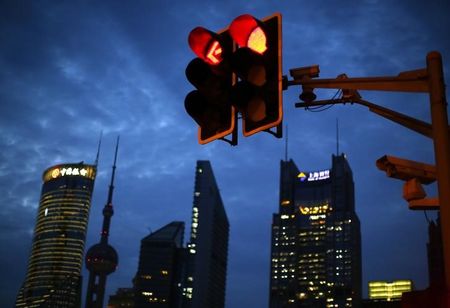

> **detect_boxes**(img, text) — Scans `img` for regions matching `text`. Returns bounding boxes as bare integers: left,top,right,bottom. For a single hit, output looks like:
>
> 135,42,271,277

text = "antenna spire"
284,125,288,161
336,118,340,155
95,131,103,167
107,136,119,205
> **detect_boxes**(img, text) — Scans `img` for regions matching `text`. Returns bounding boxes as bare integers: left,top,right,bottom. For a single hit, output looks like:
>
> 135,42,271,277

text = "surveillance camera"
376,155,436,185
289,65,320,80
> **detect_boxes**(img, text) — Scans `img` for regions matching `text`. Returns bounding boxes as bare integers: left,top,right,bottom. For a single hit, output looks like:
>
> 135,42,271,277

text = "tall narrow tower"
85,137,120,308
182,161,229,308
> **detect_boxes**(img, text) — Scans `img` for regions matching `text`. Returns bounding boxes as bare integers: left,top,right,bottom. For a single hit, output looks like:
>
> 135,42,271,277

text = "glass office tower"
182,161,229,308
15,163,96,308
269,154,362,307
133,221,185,307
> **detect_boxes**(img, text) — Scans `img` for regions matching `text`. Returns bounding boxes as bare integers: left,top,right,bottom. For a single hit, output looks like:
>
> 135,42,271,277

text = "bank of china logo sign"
298,170,330,182
51,167,88,178
44,165,95,182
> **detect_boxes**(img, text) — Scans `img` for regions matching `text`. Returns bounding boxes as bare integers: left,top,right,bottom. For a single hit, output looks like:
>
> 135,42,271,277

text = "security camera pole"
288,51,450,301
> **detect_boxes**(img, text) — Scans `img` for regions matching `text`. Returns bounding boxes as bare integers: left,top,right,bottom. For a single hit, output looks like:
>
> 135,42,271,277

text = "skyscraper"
182,161,229,308
85,137,120,308
269,154,362,307
133,221,186,307
15,162,97,308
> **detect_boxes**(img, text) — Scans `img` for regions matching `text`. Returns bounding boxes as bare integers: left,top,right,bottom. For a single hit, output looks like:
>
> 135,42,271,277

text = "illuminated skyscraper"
182,161,229,308
15,162,97,308
269,154,362,307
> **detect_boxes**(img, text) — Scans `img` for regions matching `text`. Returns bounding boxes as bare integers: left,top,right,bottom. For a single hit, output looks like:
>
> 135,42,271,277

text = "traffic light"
229,13,282,137
185,27,236,144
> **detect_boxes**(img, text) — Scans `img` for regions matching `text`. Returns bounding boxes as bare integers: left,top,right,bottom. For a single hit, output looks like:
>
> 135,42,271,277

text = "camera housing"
376,155,436,185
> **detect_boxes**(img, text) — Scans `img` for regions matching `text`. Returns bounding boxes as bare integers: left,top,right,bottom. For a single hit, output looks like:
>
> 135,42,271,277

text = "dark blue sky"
1,1,449,307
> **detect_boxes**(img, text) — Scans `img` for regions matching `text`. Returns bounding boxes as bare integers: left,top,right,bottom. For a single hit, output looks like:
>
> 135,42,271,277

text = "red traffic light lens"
229,14,267,54
188,27,223,65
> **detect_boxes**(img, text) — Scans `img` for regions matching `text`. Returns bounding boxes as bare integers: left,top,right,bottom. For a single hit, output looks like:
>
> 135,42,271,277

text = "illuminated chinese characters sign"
52,167,87,178
297,170,330,182
43,164,96,182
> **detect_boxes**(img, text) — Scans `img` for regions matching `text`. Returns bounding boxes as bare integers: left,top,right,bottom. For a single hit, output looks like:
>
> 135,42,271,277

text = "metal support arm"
287,68,429,92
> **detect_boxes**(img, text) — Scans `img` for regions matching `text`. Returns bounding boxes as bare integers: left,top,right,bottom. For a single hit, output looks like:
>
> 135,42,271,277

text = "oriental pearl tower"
85,137,120,308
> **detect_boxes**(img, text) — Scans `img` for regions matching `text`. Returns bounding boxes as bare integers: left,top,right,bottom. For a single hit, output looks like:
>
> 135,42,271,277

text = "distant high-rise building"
108,288,135,308
368,280,413,302
133,221,186,307
269,154,362,307
15,162,97,308
182,161,229,308
85,137,120,308
400,214,445,306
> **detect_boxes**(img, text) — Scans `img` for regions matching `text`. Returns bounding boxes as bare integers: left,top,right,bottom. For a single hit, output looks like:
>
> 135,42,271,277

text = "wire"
306,90,342,112
331,89,342,100
306,104,335,112
424,210,431,224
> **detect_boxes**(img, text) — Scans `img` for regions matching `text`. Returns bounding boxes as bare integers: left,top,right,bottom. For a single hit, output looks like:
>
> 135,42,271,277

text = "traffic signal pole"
288,51,450,297
427,52,450,300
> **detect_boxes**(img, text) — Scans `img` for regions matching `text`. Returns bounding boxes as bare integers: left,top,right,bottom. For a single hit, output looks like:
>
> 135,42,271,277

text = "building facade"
15,163,97,308
269,154,362,307
182,160,229,308
133,221,186,307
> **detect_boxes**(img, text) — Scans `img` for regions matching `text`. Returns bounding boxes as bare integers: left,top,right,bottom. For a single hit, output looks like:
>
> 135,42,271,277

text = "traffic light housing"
229,13,282,137
185,27,236,144
185,13,282,144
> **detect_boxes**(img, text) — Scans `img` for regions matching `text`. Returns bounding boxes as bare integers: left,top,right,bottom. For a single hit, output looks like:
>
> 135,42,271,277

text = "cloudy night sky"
1,1,450,307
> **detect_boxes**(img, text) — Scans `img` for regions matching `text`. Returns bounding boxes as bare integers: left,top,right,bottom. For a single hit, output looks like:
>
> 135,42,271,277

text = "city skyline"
1,1,449,307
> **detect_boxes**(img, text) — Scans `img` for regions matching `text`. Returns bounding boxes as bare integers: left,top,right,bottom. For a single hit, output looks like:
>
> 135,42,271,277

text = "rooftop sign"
298,170,330,182
43,164,96,182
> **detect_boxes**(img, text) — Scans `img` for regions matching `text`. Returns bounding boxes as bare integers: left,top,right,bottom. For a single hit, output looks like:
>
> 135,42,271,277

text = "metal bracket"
219,111,239,146
264,121,283,138
409,198,439,210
